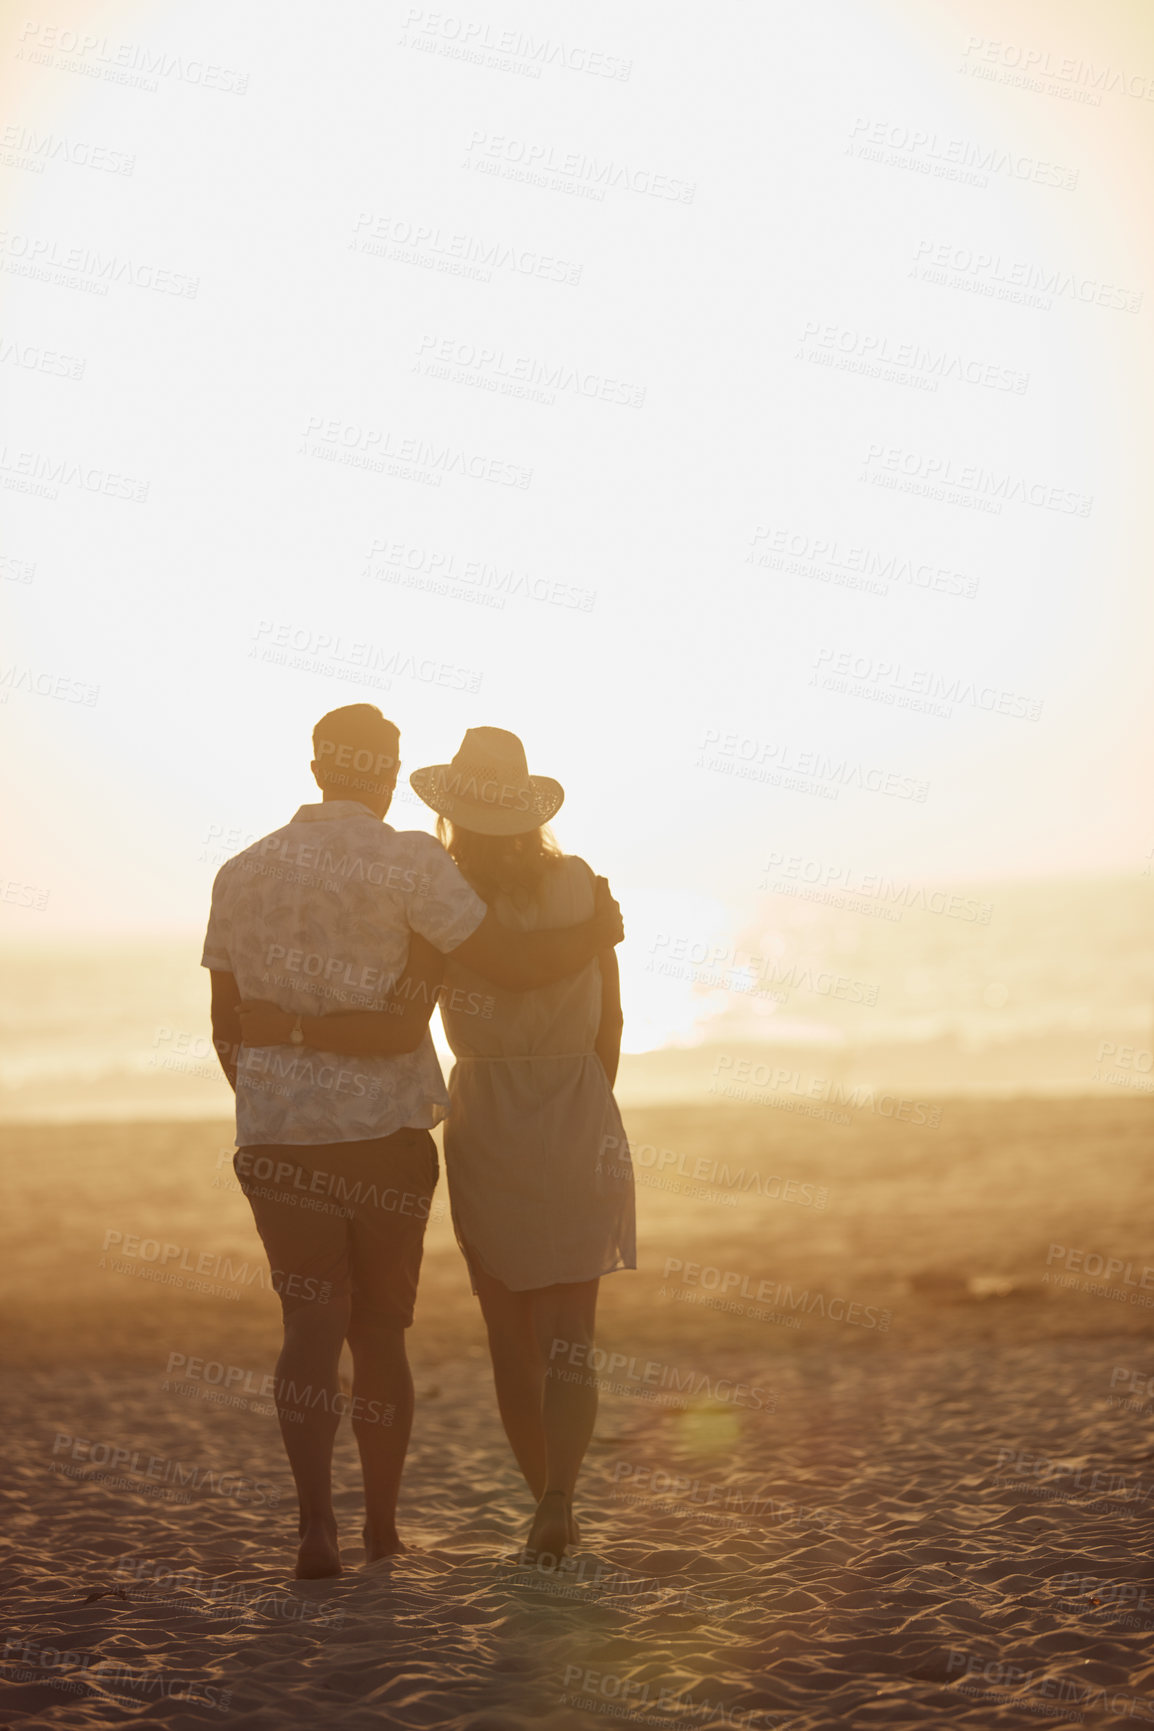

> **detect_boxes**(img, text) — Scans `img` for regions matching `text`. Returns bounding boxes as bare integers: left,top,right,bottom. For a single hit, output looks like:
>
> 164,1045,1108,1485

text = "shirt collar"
291,801,385,826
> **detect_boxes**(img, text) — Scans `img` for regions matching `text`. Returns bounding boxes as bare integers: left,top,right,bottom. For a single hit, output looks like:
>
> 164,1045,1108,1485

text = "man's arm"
237,935,446,1058
593,946,624,1087
450,880,623,990
209,970,243,1091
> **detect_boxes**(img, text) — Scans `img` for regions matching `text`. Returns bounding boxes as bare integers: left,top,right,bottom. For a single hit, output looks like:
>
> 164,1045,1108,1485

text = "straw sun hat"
410,727,564,836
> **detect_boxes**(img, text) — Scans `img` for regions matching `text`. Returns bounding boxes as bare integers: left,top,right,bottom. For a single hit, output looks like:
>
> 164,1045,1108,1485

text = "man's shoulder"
216,814,419,868
209,822,451,900
209,827,283,893
294,817,444,864
387,826,446,858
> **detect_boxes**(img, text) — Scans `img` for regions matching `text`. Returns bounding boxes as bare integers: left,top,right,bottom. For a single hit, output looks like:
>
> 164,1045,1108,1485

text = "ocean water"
1,875,1151,1122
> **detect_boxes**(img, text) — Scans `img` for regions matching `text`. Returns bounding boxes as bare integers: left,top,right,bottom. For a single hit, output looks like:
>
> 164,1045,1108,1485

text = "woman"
240,727,635,1562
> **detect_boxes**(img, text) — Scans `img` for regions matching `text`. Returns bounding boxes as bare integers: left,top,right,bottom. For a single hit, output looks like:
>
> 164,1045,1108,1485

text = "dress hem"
460,1239,637,1296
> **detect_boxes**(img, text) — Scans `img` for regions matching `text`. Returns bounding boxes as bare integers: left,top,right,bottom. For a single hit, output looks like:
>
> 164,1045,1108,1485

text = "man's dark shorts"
233,1128,438,1328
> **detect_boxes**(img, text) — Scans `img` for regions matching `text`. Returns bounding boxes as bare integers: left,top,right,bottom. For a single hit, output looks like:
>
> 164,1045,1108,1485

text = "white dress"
440,854,636,1292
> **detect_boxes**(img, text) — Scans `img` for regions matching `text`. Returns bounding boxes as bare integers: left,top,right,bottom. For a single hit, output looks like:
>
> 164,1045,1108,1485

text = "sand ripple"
4,1339,1154,1728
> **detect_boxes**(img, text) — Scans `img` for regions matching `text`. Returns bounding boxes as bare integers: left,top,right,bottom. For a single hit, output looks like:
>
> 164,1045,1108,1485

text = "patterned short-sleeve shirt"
201,801,486,1146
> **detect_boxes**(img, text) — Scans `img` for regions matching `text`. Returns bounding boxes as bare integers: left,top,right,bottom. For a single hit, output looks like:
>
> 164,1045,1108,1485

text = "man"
203,704,623,1578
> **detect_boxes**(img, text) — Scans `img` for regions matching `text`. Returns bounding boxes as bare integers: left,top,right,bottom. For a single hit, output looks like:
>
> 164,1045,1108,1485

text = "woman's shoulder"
535,854,597,919
553,854,598,892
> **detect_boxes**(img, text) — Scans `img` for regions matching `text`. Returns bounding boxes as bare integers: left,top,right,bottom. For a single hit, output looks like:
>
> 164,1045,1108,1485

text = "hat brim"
409,765,565,836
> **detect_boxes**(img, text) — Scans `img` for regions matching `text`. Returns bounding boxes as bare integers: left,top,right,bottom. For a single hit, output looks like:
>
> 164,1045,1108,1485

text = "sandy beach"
3,1096,1154,1729
4,0,1151,1718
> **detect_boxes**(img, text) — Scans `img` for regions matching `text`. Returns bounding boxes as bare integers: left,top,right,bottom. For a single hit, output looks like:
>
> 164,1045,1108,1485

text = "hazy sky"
2,0,1152,1051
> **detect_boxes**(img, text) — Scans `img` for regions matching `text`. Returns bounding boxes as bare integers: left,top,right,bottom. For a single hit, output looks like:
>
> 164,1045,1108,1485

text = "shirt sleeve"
405,834,487,952
200,869,233,972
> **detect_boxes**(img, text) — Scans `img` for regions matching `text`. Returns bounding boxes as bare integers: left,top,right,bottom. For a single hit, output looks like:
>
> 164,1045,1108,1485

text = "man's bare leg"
275,1296,351,1579
525,1279,600,1561
347,1314,414,1560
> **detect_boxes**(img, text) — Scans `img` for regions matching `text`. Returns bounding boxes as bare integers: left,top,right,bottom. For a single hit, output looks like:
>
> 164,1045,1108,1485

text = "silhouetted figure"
206,709,623,1577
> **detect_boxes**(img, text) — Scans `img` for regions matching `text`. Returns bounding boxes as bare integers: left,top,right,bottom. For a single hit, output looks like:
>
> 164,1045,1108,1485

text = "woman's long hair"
437,817,562,909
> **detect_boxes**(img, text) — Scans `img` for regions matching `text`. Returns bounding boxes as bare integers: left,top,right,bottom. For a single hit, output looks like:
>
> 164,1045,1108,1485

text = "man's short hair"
312,705,399,793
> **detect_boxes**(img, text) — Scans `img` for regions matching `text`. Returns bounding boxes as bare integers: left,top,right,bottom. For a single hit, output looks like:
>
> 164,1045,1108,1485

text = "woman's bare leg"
525,1279,600,1560
469,1248,548,1499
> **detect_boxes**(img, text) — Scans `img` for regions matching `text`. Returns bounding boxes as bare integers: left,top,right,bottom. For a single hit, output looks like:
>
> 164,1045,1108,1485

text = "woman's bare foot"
295,1519,341,1580
362,1521,405,1563
568,1509,580,1547
524,1490,570,1566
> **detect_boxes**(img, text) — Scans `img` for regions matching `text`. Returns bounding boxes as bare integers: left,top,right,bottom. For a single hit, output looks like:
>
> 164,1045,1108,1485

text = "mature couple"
203,705,635,1577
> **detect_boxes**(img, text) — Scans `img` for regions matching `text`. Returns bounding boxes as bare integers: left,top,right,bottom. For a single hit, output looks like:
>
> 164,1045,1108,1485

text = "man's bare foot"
362,1521,405,1563
524,1491,570,1566
295,1519,341,1580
